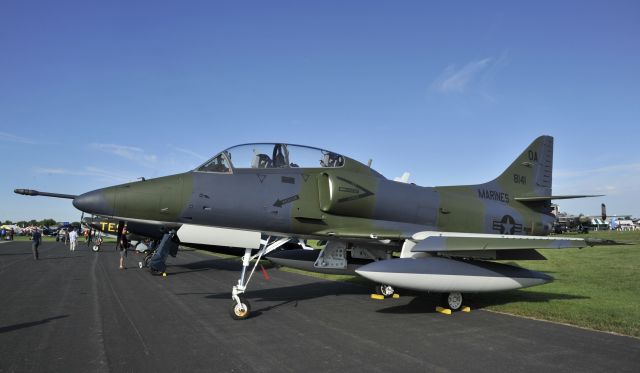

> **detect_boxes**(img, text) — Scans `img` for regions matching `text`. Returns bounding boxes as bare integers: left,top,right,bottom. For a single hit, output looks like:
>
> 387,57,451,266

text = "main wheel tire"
92,245,100,252
376,284,395,297
442,292,463,311
230,298,252,320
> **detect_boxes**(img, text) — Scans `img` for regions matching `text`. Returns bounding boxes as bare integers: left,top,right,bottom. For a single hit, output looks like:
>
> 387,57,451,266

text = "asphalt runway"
1,240,638,372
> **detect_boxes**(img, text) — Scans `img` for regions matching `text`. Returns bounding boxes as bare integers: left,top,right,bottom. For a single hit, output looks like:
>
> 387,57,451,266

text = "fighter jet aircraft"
17,136,600,319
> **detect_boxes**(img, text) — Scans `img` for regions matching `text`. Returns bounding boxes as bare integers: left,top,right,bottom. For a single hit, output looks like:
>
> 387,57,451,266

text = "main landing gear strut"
230,237,290,320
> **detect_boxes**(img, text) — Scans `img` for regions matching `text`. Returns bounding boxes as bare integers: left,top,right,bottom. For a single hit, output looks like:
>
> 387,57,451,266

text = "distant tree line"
2,219,80,227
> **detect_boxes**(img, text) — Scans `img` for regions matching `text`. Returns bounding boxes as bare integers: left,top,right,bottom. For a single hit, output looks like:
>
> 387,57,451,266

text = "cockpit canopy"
197,143,345,173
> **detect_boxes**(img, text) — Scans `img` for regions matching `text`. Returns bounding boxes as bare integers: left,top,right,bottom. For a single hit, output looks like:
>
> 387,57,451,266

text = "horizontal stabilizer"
515,195,603,202
408,231,587,253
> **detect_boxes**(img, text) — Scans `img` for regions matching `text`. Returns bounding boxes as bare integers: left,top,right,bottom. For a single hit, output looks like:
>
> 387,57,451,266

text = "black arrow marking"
257,174,267,183
273,194,300,207
336,176,374,203
302,174,310,182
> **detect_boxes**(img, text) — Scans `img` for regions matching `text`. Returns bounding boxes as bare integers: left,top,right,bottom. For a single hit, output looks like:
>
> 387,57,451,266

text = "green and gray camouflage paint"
72,136,556,248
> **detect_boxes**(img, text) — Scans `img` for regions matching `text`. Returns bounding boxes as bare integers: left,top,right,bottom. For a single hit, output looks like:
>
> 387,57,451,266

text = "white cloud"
430,52,509,99
35,166,136,182
554,162,640,199
0,131,40,145
555,163,640,178
394,172,411,183
84,166,138,182
35,168,76,175
90,143,158,166
168,145,207,161
431,58,492,94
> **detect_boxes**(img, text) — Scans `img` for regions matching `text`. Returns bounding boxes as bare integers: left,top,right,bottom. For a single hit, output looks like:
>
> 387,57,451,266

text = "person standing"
119,228,129,269
69,228,78,252
86,228,93,247
32,228,42,260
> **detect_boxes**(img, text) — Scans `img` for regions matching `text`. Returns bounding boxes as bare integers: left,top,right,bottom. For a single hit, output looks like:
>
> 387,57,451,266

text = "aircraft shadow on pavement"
198,281,370,318
166,257,275,275
173,279,369,317
375,291,589,314
0,315,69,334
169,258,585,318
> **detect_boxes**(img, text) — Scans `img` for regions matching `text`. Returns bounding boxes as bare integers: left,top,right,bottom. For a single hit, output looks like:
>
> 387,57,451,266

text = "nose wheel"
230,297,252,320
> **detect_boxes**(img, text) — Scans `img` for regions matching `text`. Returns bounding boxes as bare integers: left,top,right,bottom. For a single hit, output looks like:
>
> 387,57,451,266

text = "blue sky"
1,0,639,222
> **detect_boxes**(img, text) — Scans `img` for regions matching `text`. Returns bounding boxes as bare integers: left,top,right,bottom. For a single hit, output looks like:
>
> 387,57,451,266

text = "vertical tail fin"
493,135,553,198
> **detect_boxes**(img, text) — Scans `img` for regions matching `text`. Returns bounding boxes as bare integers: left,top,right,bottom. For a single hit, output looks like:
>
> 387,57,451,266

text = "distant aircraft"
0,224,22,235
17,136,603,320
554,204,608,233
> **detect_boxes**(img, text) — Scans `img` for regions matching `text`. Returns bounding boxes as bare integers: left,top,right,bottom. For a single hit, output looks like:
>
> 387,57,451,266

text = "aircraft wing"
514,195,603,202
407,231,589,253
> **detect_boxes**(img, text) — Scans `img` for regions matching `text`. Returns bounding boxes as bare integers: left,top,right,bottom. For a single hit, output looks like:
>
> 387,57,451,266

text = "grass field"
475,230,640,337
281,231,640,337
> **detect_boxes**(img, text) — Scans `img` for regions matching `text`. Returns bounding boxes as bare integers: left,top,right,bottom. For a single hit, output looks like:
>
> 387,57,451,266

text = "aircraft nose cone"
73,189,114,216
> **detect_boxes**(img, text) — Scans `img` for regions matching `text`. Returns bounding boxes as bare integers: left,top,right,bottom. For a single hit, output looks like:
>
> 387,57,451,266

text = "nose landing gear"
229,237,291,320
